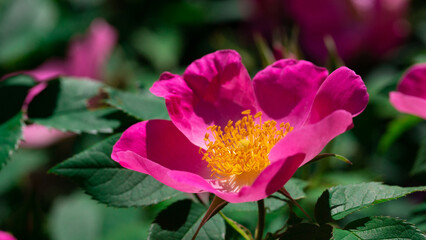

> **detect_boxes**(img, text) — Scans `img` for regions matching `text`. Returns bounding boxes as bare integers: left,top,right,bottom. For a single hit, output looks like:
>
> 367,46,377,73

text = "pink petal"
306,67,368,124
390,92,426,119
115,151,207,193
3,19,117,150
253,59,328,127
67,19,117,80
221,153,304,203
21,59,66,82
169,153,305,203
286,0,363,63
286,0,409,64
150,72,206,147
1,60,66,82
22,83,48,110
110,119,306,202
397,63,426,99
3,19,116,83
151,50,256,148
151,111,353,203
111,120,211,179
20,124,73,148
270,110,354,166
363,0,409,57
0,231,16,240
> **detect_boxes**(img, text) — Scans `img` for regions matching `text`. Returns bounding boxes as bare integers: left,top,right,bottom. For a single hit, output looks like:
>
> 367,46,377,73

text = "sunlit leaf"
333,216,426,240
315,182,426,222
28,77,120,134
50,134,185,207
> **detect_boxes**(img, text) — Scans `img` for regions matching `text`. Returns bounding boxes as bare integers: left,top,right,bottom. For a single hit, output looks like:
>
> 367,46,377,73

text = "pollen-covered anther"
202,110,293,181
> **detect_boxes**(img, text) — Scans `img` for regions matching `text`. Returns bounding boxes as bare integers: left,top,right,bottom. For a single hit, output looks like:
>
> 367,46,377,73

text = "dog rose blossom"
390,63,426,119
112,50,368,203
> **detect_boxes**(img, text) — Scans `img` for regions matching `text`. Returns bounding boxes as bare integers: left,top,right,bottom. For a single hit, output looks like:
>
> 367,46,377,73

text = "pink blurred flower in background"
23,19,117,82
0,231,16,240
11,19,117,148
390,63,426,119
111,50,368,203
285,0,409,65
248,0,287,38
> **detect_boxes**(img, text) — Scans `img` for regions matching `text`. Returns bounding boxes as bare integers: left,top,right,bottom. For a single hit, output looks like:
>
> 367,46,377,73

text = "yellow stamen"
201,110,293,186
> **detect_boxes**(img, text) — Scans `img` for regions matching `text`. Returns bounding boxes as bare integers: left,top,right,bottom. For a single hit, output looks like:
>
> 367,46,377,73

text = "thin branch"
278,187,312,221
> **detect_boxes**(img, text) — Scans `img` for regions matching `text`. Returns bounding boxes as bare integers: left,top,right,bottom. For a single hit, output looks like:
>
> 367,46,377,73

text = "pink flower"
22,19,117,82
389,63,426,119
0,231,16,240
285,0,409,64
5,19,117,148
111,50,368,203
248,0,287,38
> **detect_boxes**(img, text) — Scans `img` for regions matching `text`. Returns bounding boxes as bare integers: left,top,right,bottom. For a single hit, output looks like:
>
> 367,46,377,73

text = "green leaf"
332,229,358,240
333,216,426,240
411,138,426,176
33,108,120,134
309,153,352,165
219,212,253,240
378,115,422,153
28,77,120,134
0,74,35,124
0,112,23,169
50,134,184,207
105,88,168,121
148,199,225,240
222,178,307,214
315,189,333,225
316,182,426,221
280,223,332,240
284,178,308,200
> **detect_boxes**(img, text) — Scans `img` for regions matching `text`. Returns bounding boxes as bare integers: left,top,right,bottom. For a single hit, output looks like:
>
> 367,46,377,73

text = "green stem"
278,188,312,221
312,140,335,184
255,199,266,240
254,33,275,67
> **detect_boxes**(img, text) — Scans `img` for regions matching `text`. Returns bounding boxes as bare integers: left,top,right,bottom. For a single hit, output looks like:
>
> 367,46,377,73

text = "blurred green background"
0,0,425,239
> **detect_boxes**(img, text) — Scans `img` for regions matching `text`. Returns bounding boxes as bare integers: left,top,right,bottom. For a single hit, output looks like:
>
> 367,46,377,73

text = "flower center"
201,110,293,189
